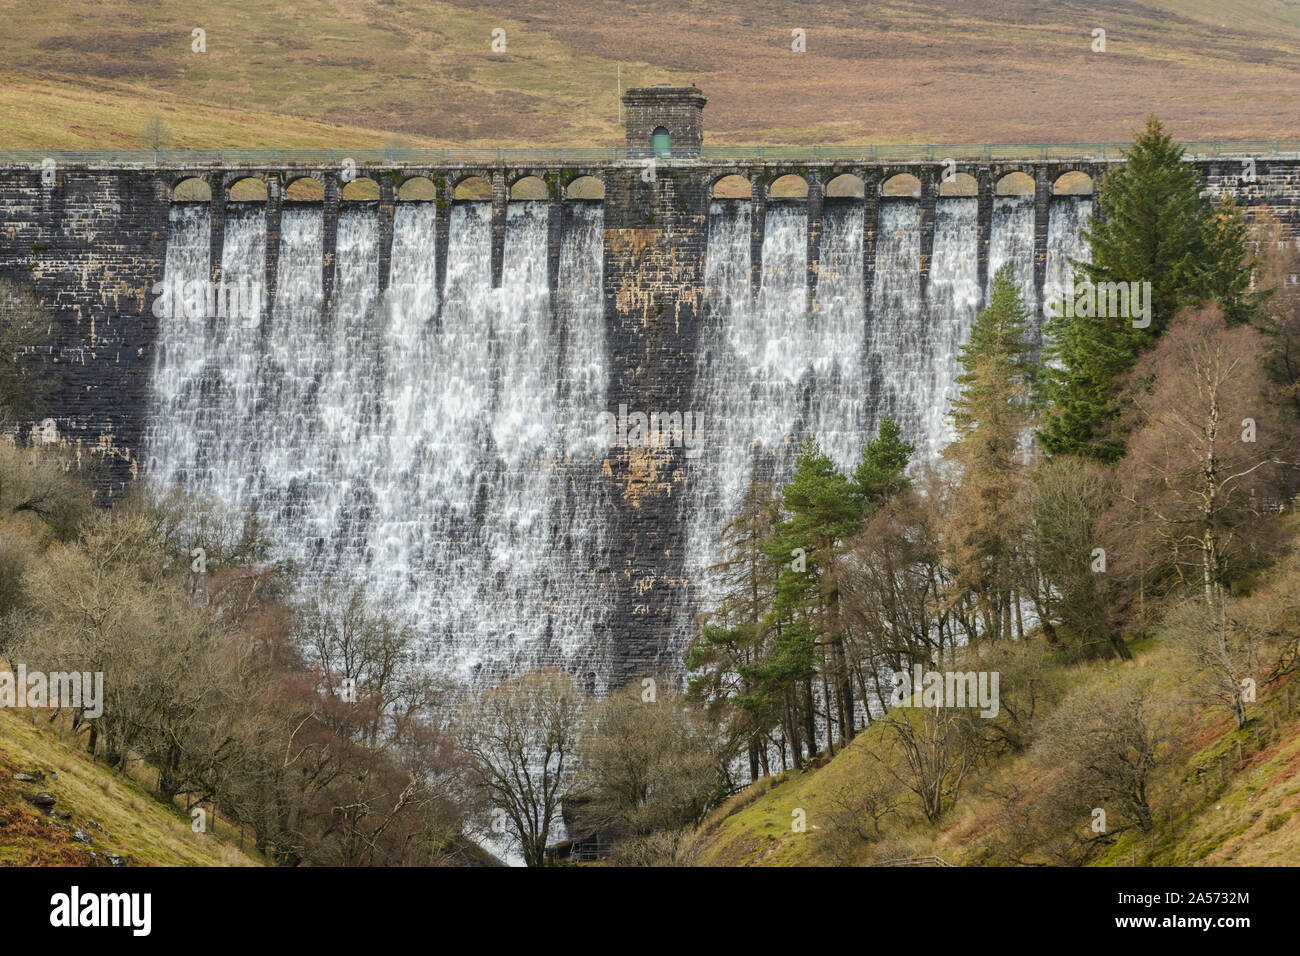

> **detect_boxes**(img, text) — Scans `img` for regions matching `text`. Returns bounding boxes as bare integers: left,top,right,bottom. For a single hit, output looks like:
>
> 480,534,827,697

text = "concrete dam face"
4,87,1299,694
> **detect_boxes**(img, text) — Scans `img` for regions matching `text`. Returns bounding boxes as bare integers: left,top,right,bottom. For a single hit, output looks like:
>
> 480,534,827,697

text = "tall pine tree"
944,264,1037,642
854,414,914,512
763,437,860,752
1039,116,1254,461
686,473,783,781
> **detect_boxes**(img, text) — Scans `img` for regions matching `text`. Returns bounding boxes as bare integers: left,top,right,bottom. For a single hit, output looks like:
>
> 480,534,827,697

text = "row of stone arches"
173,169,1095,202
172,174,607,203
710,170,1095,200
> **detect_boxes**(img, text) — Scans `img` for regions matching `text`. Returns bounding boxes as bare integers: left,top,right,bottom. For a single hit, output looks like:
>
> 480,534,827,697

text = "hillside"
0,707,261,867
689,612,1300,867
3,0,1300,149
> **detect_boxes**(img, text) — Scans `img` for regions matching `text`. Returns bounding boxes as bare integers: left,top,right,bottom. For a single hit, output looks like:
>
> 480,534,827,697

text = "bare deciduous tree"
142,114,171,150
1037,676,1177,833
1164,594,1263,729
457,668,583,866
1024,456,1122,658
872,702,977,823
573,680,727,863
1104,306,1293,620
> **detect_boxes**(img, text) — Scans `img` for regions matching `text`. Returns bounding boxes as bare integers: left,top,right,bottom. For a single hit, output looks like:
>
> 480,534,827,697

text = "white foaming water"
148,191,1085,691
1044,197,1094,315
146,200,613,689
209,205,268,498
147,203,211,488
922,198,981,462
866,200,924,444
686,201,869,605
684,195,1027,644
988,195,1039,324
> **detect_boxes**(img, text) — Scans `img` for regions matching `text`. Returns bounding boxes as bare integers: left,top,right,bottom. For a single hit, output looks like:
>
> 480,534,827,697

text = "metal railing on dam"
2,140,1299,166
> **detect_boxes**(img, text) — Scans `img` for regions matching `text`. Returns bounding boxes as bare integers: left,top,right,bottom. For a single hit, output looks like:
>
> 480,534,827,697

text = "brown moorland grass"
1,1,1299,149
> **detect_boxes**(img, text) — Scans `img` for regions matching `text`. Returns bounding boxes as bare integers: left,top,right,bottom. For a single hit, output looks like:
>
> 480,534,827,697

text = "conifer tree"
1039,116,1254,461
854,414,914,512
686,473,783,781
944,264,1037,642
763,437,860,751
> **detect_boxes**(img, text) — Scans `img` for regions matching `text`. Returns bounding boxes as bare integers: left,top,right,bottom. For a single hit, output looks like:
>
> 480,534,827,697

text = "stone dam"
3,86,1299,693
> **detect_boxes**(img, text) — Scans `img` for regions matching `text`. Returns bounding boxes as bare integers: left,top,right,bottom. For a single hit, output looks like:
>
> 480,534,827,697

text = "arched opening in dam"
285,176,325,201
939,172,978,196
565,175,605,200
712,174,752,199
172,177,211,201
826,174,865,198
881,173,922,197
398,176,437,200
996,171,1035,195
510,175,548,200
768,174,809,198
341,176,380,201
454,175,492,200
227,176,268,202
1054,170,1095,195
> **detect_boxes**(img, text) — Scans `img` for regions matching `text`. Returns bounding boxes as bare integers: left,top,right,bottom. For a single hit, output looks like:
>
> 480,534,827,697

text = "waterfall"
209,205,268,500
1045,197,1094,316
255,204,326,537
866,200,924,447
988,195,1038,325
684,192,1037,644
686,200,871,607
146,200,613,690
923,198,981,462
147,203,210,490
146,181,1088,693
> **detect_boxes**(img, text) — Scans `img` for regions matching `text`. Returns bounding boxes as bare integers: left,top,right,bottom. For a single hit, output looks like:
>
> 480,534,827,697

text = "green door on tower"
652,127,670,158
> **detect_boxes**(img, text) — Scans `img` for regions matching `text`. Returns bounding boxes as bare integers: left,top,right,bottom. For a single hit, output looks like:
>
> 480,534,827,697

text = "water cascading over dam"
142,189,1093,691
684,194,1090,605
145,199,618,687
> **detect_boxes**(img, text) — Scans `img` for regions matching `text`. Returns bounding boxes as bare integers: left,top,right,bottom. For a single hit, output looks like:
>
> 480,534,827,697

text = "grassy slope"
0,707,261,866
690,643,1300,867
2,1,1300,148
